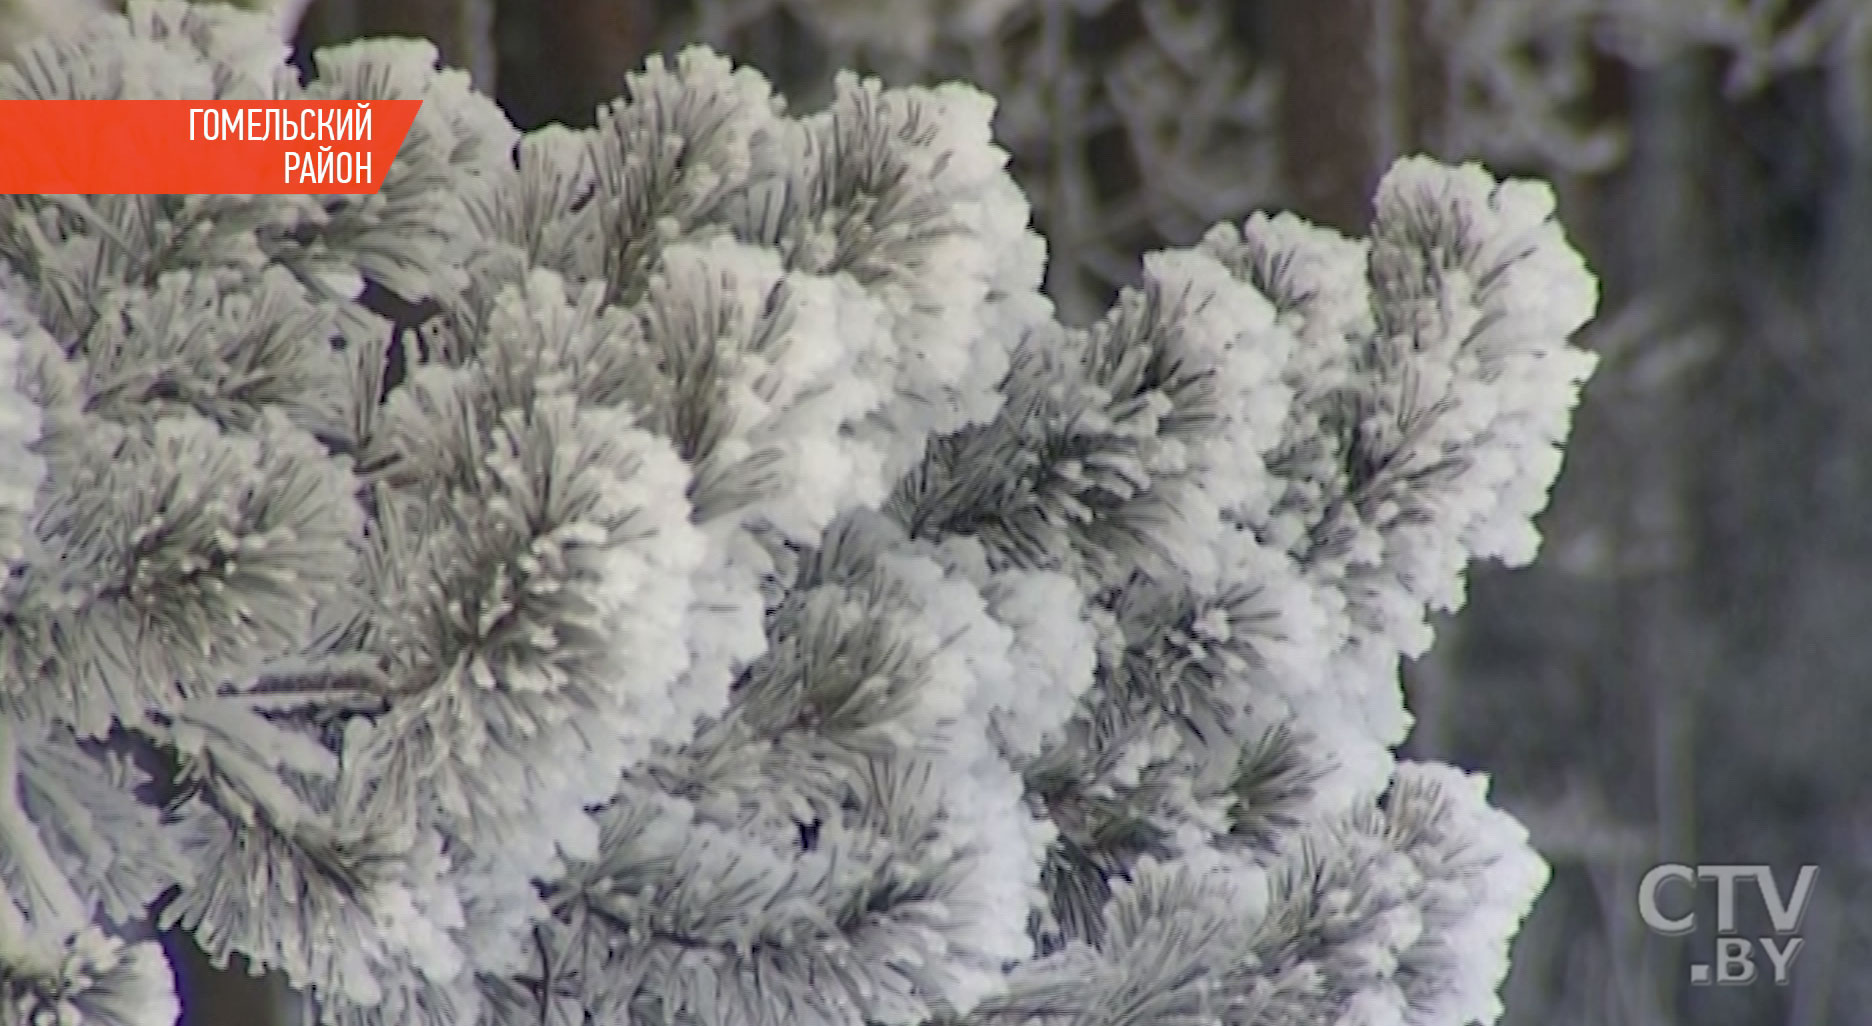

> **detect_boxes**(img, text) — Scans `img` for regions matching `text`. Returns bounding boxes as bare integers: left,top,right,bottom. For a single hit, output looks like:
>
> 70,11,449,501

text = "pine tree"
0,4,1597,1026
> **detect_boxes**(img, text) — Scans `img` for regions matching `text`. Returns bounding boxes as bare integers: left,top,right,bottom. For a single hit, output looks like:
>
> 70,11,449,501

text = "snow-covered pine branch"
0,5,1596,1026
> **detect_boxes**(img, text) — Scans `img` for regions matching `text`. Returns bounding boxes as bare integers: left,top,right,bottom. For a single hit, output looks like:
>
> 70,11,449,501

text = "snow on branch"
0,6,1596,1026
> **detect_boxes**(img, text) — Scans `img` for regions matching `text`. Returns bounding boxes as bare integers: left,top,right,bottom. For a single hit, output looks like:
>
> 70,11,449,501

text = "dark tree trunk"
495,0,654,130
1265,0,1390,233
357,0,496,88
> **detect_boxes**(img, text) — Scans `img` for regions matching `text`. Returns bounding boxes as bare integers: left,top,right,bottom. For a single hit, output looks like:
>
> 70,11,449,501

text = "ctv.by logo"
1637,864,1818,986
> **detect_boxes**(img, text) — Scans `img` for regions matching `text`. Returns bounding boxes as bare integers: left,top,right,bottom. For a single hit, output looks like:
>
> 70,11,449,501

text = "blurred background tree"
8,2,1869,1024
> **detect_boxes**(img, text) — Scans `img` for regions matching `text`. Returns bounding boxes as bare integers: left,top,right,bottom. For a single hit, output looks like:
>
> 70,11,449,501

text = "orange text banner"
0,100,422,195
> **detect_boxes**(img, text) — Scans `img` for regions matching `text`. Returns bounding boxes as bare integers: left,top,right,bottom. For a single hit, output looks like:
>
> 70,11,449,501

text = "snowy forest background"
4,1,1866,1025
